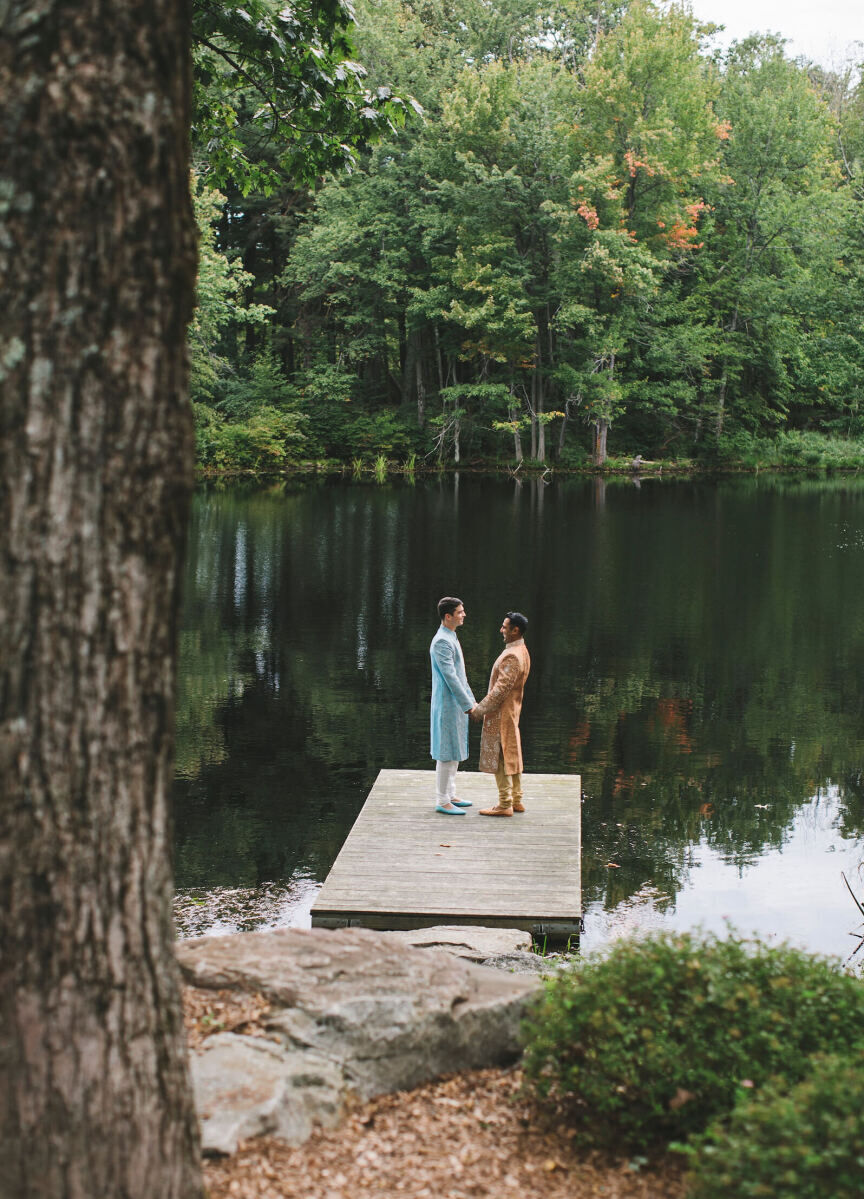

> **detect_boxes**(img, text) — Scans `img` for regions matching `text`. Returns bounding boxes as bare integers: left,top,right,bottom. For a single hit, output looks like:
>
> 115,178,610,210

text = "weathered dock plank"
311,769,581,940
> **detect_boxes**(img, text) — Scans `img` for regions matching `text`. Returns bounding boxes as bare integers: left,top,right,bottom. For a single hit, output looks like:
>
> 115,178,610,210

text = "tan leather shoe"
512,800,525,813
479,805,514,817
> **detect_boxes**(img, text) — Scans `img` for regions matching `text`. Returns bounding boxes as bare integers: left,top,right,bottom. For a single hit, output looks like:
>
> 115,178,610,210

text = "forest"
189,0,864,471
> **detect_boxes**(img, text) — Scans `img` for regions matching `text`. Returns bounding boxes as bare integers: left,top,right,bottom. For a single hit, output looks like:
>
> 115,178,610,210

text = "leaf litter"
200,1060,686,1199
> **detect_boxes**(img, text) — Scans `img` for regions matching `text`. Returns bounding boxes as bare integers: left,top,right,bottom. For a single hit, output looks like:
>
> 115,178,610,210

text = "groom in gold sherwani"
471,611,531,817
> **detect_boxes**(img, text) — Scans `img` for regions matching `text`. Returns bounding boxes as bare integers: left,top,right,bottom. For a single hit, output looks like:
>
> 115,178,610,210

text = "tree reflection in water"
174,475,864,957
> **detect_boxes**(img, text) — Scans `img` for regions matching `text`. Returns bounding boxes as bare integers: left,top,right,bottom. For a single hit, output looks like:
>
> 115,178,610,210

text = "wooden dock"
311,769,581,941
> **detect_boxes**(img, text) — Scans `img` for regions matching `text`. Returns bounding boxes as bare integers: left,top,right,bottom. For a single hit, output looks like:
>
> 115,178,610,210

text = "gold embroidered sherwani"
474,638,531,775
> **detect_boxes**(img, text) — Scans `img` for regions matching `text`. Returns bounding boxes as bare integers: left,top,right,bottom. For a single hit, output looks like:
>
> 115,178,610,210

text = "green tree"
565,0,726,461
191,0,414,191
250,0,863,469
695,37,845,440
190,174,274,403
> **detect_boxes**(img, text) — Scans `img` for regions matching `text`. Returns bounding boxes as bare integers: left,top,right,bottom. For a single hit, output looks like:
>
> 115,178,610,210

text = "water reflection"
174,875,321,939
174,475,864,958
583,790,864,965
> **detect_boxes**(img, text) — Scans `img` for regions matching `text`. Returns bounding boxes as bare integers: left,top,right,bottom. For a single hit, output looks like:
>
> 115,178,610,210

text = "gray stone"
476,950,563,974
179,926,541,1151
381,926,574,976
382,924,533,961
190,1033,286,1155
190,1032,346,1156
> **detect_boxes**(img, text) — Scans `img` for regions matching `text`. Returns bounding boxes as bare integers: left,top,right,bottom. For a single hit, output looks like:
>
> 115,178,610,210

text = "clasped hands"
468,705,483,722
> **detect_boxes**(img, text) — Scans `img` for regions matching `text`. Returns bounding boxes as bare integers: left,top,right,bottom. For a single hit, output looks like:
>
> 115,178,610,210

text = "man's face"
501,616,520,642
445,603,465,629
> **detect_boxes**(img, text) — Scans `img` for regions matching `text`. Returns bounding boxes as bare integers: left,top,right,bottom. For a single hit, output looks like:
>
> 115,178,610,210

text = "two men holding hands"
429,596,531,817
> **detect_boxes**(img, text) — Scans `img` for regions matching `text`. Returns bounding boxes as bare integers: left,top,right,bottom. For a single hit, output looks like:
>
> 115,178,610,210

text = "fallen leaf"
201,1060,688,1199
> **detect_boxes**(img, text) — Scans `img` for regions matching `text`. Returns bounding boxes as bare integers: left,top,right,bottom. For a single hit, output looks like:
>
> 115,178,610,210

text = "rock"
190,1033,346,1155
383,924,533,961
380,926,574,976
179,926,541,1152
476,950,564,974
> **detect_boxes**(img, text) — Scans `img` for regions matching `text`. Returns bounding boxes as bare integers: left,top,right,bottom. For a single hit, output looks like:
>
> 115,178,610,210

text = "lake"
174,473,864,966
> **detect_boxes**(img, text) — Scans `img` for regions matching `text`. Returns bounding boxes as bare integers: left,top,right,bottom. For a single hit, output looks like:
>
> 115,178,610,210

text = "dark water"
174,474,864,963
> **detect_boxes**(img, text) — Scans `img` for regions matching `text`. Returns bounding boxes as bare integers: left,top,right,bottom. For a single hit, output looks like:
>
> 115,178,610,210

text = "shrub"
195,405,307,473
556,442,591,469
520,930,864,1152
686,1050,864,1199
774,430,864,470
218,351,296,420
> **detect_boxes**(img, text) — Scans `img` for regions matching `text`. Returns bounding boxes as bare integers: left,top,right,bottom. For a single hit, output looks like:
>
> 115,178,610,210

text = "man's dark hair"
505,610,528,634
438,596,463,620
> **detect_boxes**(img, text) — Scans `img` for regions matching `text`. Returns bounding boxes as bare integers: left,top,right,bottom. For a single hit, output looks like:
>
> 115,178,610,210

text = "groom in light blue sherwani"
430,596,477,814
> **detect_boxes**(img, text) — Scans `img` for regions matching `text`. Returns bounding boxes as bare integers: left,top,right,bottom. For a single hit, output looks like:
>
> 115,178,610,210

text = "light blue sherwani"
429,625,476,762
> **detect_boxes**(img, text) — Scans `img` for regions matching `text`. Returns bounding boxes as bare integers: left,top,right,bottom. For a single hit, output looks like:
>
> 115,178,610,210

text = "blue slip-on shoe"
435,804,466,814
451,798,472,807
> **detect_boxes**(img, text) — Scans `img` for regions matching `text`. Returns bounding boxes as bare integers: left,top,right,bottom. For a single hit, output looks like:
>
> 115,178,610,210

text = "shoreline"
195,460,864,482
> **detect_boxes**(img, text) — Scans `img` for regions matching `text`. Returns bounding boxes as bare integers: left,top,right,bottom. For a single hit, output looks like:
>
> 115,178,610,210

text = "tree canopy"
191,0,419,190
189,0,864,468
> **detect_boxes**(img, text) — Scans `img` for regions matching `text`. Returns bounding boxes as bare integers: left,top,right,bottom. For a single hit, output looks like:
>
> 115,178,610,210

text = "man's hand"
468,706,482,721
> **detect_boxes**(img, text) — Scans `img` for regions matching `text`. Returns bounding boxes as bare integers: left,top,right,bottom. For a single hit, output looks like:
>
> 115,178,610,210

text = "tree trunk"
558,402,571,456
434,323,445,392
593,352,614,466
716,306,739,439
0,4,203,1198
530,365,538,460
593,417,610,465
398,310,408,401
415,353,425,428
537,320,550,463
536,360,546,462
507,375,523,463
511,407,524,463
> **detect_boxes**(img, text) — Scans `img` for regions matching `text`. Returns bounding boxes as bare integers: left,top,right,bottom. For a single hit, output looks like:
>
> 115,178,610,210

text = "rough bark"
0,2,203,1197
509,399,523,464
592,352,614,466
593,417,610,465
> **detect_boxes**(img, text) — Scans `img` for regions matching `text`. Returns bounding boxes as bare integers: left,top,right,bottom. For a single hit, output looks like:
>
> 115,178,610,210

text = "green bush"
521,931,864,1152
774,430,864,470
195,404,307,473
218,351,296,420
556,442,591,469
686,1050,864,1199
707,430,778,468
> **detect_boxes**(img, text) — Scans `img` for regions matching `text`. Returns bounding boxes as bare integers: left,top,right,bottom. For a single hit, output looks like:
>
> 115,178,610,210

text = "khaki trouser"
494,749,522,809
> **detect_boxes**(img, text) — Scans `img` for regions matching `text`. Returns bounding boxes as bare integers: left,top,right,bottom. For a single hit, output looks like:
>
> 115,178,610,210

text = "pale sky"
685,0,864,68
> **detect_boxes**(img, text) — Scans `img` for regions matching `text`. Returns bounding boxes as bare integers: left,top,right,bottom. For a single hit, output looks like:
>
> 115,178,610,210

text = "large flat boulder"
381,925,563,974
179,926,541,1154
382,924,533,960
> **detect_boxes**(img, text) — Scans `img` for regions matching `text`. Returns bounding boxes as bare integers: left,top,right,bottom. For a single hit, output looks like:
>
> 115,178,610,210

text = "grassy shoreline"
195,457,864,483
194,425,864,480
